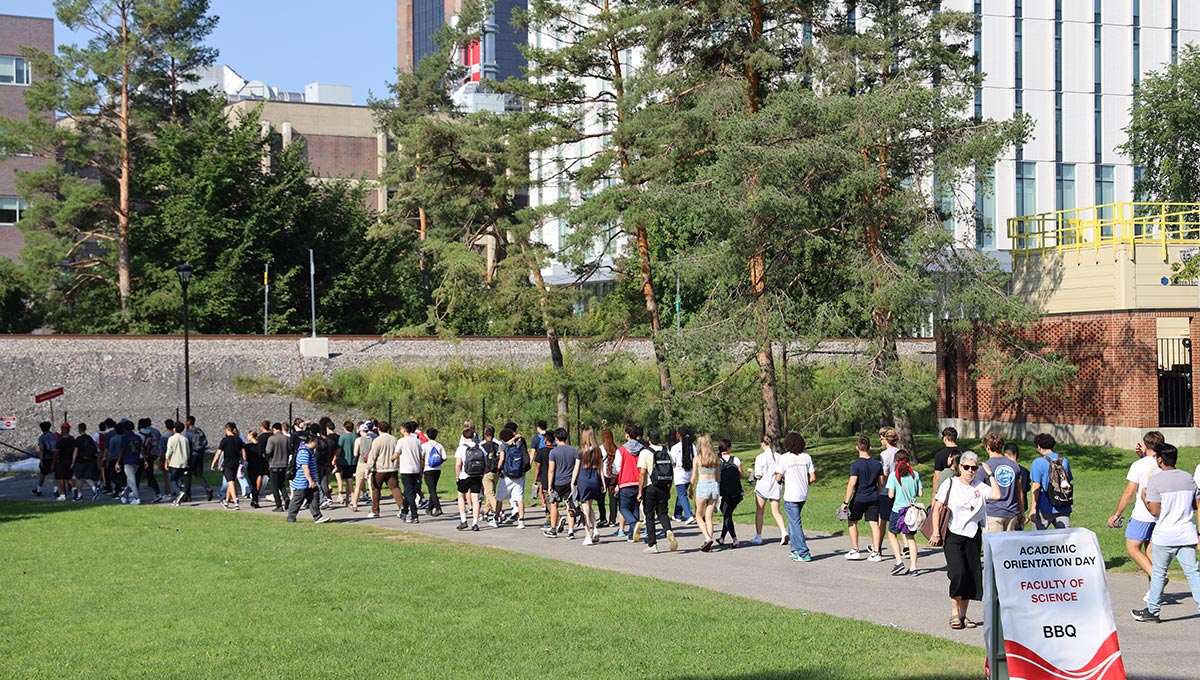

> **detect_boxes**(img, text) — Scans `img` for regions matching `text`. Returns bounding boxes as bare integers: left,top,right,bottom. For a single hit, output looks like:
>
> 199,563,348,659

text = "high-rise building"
0,13,53,262
397,0,527,83
529,1,1200,282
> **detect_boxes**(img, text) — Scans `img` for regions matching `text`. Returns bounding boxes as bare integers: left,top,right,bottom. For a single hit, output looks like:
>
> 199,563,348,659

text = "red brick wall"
1,14,55,261
301,135,378,180
938,310,1195,429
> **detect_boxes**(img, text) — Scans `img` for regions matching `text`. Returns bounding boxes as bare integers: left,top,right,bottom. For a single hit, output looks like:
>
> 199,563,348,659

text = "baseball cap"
359,421,371,433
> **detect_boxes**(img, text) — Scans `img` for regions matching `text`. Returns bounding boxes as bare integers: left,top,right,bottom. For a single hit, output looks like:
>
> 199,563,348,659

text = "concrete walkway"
1,478,1194,680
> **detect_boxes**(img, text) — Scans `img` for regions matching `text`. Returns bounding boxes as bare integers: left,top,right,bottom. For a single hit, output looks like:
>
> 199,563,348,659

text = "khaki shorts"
986,515,1023,533
355,461,371,482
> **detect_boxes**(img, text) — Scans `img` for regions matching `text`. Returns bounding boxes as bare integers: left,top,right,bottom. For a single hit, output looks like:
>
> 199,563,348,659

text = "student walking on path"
670,427,696,525
841,437,884,561
775,433,815,562
1028,433,1073,530
752,434,787,546
574,428,605,545
1131,443,1200,623
716,439,744,548
365,422,403,520
637,428,677,553
884,450,921,575
213,423,245,510
1109,431,1165,598
690,434,720,552
286,433,330,524
929,451,1002,630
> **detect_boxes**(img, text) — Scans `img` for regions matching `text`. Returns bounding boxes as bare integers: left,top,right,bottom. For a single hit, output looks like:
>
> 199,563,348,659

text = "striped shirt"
290,445,316,491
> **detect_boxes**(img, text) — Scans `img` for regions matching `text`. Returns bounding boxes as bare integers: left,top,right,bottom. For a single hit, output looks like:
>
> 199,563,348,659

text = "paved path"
1,478,1194,679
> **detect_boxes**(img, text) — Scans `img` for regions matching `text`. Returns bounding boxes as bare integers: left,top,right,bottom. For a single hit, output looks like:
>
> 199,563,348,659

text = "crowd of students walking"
29,416,1200,629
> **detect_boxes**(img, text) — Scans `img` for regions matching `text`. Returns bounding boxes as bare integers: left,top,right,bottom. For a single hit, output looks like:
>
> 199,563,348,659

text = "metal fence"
1158,338,1193,428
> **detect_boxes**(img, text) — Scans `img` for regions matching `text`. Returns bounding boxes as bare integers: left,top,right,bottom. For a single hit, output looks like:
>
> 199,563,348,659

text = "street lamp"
176,263,193,420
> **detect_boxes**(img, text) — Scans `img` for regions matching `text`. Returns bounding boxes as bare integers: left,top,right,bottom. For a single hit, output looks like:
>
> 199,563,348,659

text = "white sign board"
984,528,1125,680
0,417,15,430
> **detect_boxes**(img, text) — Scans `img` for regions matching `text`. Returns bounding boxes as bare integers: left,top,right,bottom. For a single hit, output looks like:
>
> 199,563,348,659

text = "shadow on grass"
0,499,110,524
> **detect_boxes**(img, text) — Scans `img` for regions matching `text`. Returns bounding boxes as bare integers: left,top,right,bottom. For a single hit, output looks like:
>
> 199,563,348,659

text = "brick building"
0,14,53,262
939,202,1200,448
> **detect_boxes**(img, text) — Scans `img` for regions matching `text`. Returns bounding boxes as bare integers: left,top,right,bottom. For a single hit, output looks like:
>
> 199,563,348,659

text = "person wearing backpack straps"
883,450,922,576
1027,433,1073,530
495,427,528,529
716,439,744,548
480,428,503,523
455,428,485,531
184,416,214,503
929,451,1003,630
751,434,787,546
137,418,165,503
637,428,678,553
669,427,696,525
421,427,446,518
613,424,645,542
544,427,581,539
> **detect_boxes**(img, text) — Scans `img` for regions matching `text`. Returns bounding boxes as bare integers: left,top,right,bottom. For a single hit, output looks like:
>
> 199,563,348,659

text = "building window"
1056,164,1075,211
1097,165,1115,235
1016,162,1036,218
1171,0,1179,64
0,196,27,224
975,167,995,249
0,56,31,85
1133,0,1141,89
935,181,954,234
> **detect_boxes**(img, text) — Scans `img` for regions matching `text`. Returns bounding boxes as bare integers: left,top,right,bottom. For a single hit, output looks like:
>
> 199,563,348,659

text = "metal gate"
1158,338,1193,428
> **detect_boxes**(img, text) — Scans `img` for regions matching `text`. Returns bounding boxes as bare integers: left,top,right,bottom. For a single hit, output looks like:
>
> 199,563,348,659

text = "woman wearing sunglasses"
929,451,1002,630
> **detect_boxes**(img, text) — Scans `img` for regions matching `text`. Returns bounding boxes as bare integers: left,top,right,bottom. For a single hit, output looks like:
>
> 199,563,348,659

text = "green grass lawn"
0,501,980,680
717,435,1200,574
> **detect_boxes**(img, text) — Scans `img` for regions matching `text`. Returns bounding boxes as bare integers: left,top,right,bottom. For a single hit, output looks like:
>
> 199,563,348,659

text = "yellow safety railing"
1007,202,1200,259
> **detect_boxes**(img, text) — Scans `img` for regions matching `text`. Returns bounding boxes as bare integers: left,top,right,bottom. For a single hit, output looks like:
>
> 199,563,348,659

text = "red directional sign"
34,387,64,404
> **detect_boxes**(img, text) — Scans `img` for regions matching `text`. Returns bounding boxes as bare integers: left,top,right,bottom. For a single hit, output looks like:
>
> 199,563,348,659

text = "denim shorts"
1125,518,1155,542
695,479,720,500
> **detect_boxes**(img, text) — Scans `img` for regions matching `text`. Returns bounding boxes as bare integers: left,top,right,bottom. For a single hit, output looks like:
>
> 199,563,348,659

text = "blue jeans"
618,487,640,525
674,483,693,520
783,500,810,558
1147,543,1200,614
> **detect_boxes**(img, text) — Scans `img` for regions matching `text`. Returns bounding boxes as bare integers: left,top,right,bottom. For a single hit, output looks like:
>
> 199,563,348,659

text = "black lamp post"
176,263,193,420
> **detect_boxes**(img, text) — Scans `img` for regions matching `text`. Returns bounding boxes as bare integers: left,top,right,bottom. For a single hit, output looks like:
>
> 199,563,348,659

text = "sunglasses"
960,465,979,471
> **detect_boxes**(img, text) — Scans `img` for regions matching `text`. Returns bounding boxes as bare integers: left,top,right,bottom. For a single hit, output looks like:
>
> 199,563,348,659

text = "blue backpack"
427,444,445,468
501,443,527,478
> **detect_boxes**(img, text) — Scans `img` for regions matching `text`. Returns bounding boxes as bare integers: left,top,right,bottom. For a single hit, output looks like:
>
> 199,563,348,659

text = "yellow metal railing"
1008,202,1200,259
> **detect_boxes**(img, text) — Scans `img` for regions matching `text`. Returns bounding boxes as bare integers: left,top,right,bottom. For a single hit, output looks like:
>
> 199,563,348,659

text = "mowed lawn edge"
0,501,981,680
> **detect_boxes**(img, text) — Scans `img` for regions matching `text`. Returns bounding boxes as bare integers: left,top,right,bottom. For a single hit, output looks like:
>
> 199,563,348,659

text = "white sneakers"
750,535,764,545
866,551,883,562
366,512,379,519
844,549,864,560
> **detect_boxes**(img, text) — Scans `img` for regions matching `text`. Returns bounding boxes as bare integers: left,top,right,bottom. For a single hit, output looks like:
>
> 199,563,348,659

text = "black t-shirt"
482,441,500,474
54,436,76,466
933,446,961,473
74,435,98,462
219,435,244,469
535,446,552,485
850,457,883,503
316,435,334,468
245,435,267,466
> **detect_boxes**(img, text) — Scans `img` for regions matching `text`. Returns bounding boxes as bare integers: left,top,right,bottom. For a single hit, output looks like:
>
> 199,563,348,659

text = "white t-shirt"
1127,455,1161,524
753,449,782,499
1145,469,1200,546
1193,463,1200,490
454,437,472,480
777,452,814,503
937,477,987,539
668,442,692,486
880,446,899,478
422,440,444,472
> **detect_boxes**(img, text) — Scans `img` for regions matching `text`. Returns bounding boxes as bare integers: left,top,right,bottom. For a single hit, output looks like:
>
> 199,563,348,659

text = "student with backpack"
265,423,292,511
495,427,529,528
71,423,102,502
544,428,580,539
165,421,191,505
752,434,787,545
455,428,485,531
184,416,213,502
481,428,503,522
421,428,446,517
1027,433,1073,530
137,418,165,503
612,424,644,541
716,439,744,548
636,428,678,553
600,428,620,529
669,427,696,524
574,427,606,545
884,450,922,575
116,421,144,505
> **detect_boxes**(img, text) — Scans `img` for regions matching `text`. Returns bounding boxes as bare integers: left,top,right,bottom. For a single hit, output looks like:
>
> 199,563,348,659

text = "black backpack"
649,445,673,488
1044,454,1074,509
482,441,501,474
286,450,299,480
719,455,743,500
463,442,486,477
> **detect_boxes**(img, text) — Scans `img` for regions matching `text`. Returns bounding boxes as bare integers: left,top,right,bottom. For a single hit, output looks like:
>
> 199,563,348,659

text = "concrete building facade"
0,14,53,262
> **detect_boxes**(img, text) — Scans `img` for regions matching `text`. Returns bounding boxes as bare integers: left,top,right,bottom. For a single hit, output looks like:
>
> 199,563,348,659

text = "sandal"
949,616,964,630
962,618,978,629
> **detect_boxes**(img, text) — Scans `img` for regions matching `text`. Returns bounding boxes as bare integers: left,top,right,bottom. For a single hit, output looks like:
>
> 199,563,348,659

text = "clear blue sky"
4,1,398,104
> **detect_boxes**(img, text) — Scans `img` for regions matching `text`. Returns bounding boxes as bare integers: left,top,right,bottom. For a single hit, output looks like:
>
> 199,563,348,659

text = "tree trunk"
117,6,132,325
893,406,915,462
415,155,431,306
634,221,673,420
751,249,780,440
521,239,569,430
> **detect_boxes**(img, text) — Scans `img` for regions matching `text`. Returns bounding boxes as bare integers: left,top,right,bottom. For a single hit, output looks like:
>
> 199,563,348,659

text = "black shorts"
74,460,99,480
849,500,880,523
53,463,73,479
877,494,895,517
40,458,53,475
339,465,355,479
457,477,483,494
223,467,240,483
550,484,572,503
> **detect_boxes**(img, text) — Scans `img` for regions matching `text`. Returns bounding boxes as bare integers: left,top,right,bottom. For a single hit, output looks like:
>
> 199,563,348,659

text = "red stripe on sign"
1004,631,1126,680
